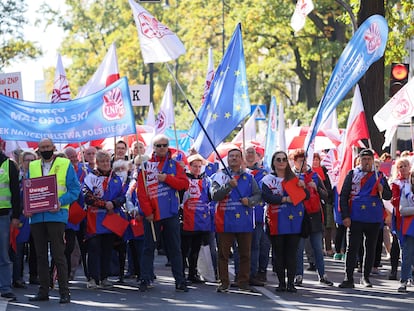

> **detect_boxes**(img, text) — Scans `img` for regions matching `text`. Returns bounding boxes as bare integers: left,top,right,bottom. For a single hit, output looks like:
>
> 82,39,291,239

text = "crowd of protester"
1,134,414,304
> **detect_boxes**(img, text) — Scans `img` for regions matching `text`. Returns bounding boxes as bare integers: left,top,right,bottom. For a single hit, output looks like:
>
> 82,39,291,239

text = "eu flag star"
234,70,240,76
225,112,231,119
289,214,294,220
372,202,376,207
212,113,218,120
361,205,366,210
236,213,240,219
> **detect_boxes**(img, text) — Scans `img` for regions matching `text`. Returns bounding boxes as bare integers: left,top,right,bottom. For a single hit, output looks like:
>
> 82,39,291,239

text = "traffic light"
389,63,409,97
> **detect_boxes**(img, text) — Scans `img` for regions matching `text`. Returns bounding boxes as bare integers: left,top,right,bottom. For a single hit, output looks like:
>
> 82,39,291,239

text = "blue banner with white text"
0,77,136,143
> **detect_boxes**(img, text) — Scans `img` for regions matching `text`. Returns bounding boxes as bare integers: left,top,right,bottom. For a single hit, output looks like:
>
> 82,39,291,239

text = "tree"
0,0,41,70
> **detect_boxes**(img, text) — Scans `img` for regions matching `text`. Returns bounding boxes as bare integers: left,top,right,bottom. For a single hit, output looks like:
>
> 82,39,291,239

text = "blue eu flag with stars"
188,23,251,159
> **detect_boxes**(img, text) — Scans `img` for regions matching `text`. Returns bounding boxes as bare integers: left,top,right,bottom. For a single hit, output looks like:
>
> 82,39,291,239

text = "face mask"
40,150,54,160
116,171,128,182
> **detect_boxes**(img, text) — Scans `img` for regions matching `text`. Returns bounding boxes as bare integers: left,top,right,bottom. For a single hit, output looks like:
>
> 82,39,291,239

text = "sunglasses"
154,143,168,148
275,157,288,163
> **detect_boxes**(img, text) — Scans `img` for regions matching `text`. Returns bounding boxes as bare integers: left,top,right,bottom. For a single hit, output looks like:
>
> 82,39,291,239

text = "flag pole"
165,63,242,196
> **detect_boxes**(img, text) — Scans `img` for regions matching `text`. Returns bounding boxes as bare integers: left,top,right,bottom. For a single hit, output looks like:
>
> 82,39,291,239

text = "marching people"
211,148,261,292
261,151,308,293
27,138,80,304
389,157,410,289
83,150,127,289
291,149,333,287
338,149,392,288
244,145,270,285
0,138,21,302
180,153,212,283
136,134,189,292
396,166,414,293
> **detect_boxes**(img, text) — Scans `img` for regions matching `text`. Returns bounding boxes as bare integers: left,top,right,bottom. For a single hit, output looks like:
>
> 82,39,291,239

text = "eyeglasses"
275,157,288,163
154,143,168,148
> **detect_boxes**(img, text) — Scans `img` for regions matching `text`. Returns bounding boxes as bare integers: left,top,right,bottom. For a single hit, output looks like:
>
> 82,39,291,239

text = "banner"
0,72,23,99
0,77,136,143
304,15,388,152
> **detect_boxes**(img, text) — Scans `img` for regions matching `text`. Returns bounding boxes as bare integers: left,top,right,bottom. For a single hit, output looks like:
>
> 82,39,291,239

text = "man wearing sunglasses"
136,134,189,293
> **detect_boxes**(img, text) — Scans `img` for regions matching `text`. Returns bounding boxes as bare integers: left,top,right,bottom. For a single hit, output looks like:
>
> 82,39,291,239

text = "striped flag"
290,0,314,32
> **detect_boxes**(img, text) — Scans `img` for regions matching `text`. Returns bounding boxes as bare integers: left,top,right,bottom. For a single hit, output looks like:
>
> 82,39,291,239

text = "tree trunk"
357,0,385,154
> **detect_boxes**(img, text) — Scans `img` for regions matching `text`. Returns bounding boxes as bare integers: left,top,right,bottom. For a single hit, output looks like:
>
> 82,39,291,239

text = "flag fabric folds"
337,85,370,192
51,54,71,103
231,107,257,144
201,47,215,104
304,15,388,154
155,82,175,134
129,0,186,64
188,23,251,159
374,77,414,148
263,96,278,170
76,43,120,98
0,77,136,143
290,0,314,32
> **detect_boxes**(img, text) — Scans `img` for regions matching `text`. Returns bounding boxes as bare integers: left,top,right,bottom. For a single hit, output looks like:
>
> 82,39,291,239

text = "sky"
4,1,67,101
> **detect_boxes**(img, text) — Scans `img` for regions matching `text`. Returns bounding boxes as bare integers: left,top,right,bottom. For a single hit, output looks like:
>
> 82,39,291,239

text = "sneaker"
286,284,297,293
87,279,98,289
249,277,265,286
408,278,413,287
1,292,17,302
275,283,286,292
100,279,113,288
294,275,303,286
333,253,343,260
175,283,189,292
371,267,380,275
139,280,150,292
256,271,267,282
216,284,229,293
360,277,372,288
398,281,408,293
338,280,355,288
388,271,398,280
319,275,334,286
188,275,204,284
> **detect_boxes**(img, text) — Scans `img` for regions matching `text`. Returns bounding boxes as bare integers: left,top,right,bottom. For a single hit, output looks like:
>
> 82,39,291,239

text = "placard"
23,175,59,214
282,176,307,206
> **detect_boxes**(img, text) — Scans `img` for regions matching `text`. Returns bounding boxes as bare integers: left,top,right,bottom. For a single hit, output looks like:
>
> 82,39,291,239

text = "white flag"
77,43,119,98
51,54,71,103
155,83,174,134
277,102,286,151
128,0,186,64
201,47,215,104
145,102,156,128
290,0,314,32
232,108,257,144
374,77,414,147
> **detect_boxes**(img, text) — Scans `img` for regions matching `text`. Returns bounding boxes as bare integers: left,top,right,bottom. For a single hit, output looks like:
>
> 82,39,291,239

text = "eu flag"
188,23,251,159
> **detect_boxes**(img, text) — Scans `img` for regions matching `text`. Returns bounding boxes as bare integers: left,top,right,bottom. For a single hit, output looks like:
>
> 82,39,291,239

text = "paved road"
2,253,414,311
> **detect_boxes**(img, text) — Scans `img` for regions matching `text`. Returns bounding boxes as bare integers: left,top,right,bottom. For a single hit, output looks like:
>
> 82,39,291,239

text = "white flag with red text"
337,85,370,191
51,54,71,103
201,47,215,104
374,77,414,148
291,0,314,32
128,0,186,64
155,83,174,134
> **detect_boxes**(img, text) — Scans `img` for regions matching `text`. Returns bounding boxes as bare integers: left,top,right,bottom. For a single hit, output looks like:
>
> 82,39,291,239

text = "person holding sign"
27,138,80,304
260,151,308,293
0,138,20,302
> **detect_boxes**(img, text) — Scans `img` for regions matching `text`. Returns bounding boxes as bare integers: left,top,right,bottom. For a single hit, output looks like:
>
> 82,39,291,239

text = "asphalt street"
2,252,414,311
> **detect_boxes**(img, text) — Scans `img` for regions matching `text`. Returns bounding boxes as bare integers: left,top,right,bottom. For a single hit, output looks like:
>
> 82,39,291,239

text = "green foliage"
0,0,42,70
7,0,412,134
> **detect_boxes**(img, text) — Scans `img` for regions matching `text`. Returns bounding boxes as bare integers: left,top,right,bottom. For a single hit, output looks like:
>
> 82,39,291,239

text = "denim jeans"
296,231,325,278
140,215,185,285
250,223,270,276
401,235,414,282
0,214,12,294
